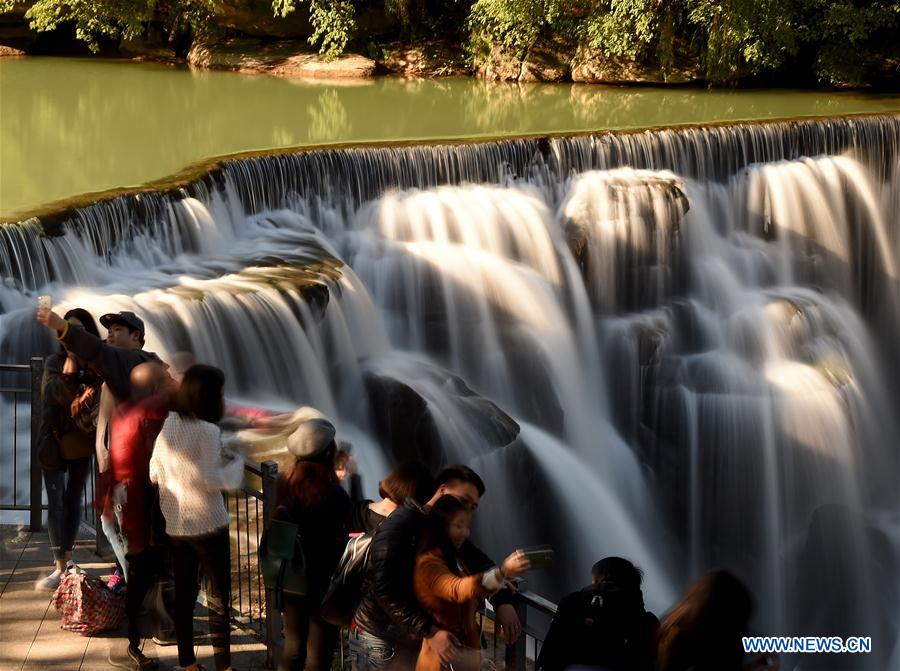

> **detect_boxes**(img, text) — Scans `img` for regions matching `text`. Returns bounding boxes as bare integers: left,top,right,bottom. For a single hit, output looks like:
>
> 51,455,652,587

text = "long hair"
172,364,225,424
60,308,100,353
418,494,471,571
276,442,338,511
378,461,434,505
656,569,753,671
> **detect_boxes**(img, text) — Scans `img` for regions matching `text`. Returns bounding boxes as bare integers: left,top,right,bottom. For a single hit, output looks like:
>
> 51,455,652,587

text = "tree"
0,0,214,52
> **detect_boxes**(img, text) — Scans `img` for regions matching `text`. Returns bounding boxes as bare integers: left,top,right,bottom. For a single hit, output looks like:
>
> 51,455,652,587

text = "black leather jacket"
353,498,515,642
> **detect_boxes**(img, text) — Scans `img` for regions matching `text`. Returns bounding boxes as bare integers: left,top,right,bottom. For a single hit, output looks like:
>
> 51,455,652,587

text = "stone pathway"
0,526,269,670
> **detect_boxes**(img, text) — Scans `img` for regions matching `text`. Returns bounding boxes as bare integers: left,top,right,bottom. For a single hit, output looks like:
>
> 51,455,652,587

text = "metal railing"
225,459,279,668
2,356,282,664
0,358,44,531
1,357,99,542
3,359,559,670
478,590,558,671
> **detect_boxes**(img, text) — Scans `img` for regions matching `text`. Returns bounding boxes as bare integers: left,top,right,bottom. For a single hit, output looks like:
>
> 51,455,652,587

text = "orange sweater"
413,548,489,671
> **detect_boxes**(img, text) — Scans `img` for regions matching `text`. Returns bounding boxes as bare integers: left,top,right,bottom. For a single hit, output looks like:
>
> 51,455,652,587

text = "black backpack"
320,532,373,627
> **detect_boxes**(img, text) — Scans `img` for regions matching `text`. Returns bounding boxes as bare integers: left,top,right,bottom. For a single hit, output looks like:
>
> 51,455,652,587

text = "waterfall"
2,114,898,669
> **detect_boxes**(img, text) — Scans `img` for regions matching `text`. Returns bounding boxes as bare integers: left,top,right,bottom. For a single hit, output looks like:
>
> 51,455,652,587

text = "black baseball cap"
99,311,145,335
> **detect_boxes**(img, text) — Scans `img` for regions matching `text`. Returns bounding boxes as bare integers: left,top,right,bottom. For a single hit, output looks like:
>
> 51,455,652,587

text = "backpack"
258,519,307,610
52,568,125,636
320,532,373,627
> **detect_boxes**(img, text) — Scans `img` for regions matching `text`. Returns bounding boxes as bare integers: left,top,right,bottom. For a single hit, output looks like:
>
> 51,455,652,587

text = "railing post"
504,596,528,671
261,460,279,669
29,357,43,532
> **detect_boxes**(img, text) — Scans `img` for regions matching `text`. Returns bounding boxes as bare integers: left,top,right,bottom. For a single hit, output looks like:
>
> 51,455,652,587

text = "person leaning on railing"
536,557,658,671
413,495,530,671
350,465,525,671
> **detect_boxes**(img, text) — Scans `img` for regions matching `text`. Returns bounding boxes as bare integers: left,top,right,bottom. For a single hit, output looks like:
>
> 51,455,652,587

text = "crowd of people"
34,303,774,671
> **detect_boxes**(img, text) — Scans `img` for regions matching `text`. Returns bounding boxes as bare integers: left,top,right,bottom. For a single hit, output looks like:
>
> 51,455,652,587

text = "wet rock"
272,52,376,79
363,365,520,469
187,38,376,79
476,45,523,82
211,0,314,39
520,44,570,83
377,40,468,77
119,37,178,63
0,44,25,57
561,171,689,311
475,39,572,83
571,46,701,85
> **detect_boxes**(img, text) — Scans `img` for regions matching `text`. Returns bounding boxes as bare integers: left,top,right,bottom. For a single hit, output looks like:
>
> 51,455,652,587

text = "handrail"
479,588,558,671
520,589,558,616
3,356,561,670
0,358,44,532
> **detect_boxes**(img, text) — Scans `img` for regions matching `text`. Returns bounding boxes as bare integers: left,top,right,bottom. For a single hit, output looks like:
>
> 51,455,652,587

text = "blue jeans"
348,627,418,671
43,459,91,561
101,503,129,576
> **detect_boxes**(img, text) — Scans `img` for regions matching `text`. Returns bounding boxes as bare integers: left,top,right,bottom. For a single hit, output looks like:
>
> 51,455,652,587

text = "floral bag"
52,568,125,636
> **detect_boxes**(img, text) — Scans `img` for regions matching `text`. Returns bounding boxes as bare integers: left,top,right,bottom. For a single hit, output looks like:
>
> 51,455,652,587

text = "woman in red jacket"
413,495,530,671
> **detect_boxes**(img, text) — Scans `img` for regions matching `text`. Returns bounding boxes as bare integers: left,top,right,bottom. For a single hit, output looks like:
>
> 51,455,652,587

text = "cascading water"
2,114,898,669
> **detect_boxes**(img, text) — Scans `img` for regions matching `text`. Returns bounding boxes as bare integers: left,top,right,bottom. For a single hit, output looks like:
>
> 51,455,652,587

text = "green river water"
2,56,899,220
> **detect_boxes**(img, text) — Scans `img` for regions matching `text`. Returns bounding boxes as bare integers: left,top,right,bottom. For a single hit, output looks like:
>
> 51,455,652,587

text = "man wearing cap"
38,309,163,474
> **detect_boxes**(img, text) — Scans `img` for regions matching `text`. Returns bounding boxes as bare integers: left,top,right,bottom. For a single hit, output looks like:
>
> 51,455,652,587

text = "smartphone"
37,295,52,311
522,544,555,569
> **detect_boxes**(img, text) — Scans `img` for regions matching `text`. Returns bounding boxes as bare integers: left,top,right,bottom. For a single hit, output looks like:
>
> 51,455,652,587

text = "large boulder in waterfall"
561,170,690,311
363,363,520,469
187,39,376,79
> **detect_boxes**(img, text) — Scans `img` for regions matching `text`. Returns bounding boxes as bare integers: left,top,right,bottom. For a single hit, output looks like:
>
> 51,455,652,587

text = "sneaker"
34,568,63,591
152,634,202,646
108,644,159,670
106,568,126,593
151,635,177,646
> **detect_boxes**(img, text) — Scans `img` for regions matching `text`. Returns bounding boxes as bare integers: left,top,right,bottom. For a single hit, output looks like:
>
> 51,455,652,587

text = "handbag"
59,430,94,460
258,519,307,610
52,567,125,636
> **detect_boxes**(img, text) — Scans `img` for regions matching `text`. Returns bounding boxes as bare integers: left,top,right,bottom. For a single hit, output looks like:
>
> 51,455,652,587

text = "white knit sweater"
150,413,244,538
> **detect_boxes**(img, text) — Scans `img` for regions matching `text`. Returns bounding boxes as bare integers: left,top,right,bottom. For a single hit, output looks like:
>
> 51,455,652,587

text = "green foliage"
4,0,897,84
22,0,154,52
467,0,562,56
797,0,900,85
271,0,355,58
9,0,215,52
307,0,355,58
686,0,797,81
581,0,662,60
